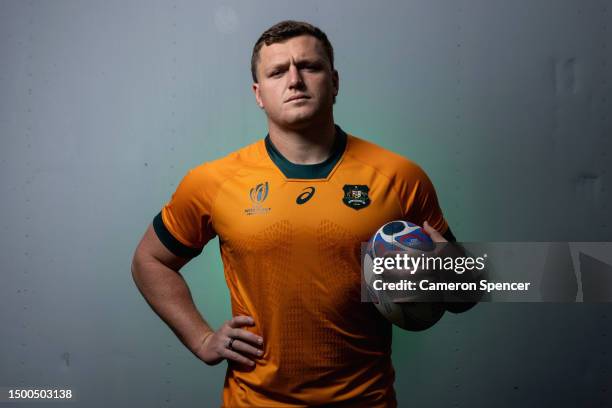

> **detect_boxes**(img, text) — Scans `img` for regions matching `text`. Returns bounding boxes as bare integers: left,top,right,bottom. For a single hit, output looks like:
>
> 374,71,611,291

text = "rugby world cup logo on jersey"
245,181,272,216
342,184,371,210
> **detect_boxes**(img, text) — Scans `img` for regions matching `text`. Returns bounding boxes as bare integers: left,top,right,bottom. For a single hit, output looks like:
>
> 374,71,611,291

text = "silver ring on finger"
227,337,236,351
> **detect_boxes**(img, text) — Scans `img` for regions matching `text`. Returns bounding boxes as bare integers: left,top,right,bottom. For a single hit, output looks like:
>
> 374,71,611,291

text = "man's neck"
267,119,336,165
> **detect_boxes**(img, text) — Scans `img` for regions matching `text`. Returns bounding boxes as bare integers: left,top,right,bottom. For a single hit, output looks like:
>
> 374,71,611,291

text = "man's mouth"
285,95,309,102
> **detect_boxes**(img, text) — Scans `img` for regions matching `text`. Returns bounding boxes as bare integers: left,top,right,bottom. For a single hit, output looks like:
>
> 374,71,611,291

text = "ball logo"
296,187,315,205
249,182,269,204
372,220,434,253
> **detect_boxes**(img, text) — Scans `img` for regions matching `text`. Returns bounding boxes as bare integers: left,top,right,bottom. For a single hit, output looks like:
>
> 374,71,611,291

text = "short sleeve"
401,163,449,234
152,166,216,258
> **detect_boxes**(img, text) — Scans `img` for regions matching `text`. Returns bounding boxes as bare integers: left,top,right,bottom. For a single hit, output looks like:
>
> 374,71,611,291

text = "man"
131,20,462,407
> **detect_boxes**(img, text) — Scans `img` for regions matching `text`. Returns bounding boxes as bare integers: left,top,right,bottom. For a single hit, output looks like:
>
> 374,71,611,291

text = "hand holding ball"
364,220,445,331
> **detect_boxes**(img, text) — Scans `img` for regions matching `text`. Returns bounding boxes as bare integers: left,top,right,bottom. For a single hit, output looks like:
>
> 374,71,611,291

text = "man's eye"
270,71,283,77
304,64,321,71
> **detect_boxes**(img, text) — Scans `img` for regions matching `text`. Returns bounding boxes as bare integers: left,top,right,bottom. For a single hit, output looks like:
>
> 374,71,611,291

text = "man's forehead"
259,35,326,65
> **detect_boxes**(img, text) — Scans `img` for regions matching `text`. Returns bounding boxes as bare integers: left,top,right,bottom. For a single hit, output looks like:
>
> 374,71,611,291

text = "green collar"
265,125,347,179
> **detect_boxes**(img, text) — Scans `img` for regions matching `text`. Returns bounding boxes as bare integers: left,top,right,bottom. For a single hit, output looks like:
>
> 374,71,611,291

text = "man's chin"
278,112,318,129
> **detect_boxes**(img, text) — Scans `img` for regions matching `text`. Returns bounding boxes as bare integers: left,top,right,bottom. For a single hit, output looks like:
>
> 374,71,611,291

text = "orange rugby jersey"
153,125,449,407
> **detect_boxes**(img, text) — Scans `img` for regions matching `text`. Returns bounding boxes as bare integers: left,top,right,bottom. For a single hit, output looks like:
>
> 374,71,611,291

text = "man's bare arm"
131,224,264,366
131,223,213,357
424,222,482,314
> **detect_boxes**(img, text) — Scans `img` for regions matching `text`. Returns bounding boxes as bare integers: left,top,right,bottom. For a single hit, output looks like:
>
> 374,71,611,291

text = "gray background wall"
1,1,611,407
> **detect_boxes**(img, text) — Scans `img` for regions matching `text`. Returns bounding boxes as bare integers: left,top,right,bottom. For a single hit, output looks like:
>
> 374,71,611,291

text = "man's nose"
287,65,304,88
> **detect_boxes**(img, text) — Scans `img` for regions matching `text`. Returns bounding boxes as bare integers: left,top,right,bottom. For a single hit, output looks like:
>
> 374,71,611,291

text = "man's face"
253,35,339,130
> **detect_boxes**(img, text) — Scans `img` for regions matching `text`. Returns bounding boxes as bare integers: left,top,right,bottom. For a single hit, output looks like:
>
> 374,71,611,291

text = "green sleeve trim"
153,211,203,258
443,227,457,242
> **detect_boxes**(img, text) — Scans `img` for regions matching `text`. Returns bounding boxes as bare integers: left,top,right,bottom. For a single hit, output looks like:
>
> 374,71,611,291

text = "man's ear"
332,69,339,97
252,83,264,109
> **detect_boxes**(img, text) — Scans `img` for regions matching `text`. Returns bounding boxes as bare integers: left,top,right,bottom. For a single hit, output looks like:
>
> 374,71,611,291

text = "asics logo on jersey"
296,187,316,205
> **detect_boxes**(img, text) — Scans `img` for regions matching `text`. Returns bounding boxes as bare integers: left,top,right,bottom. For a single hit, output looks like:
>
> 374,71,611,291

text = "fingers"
197,315,264,367
226,315,264,347
222,316,264,366
229,327,263,345
227,338,264,359
221,347,257,367
423,221,447,243
228,315,256,328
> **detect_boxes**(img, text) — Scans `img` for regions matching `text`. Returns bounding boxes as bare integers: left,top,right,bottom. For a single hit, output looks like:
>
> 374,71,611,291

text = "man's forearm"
131,258,213,357
437,242,486,313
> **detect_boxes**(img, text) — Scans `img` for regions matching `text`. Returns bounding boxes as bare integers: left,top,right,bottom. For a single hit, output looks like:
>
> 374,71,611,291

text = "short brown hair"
251,20,335,83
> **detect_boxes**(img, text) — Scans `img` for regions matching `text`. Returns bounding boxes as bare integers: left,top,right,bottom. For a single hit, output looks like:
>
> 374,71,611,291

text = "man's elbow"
131,251,148,285
445,301,477,314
